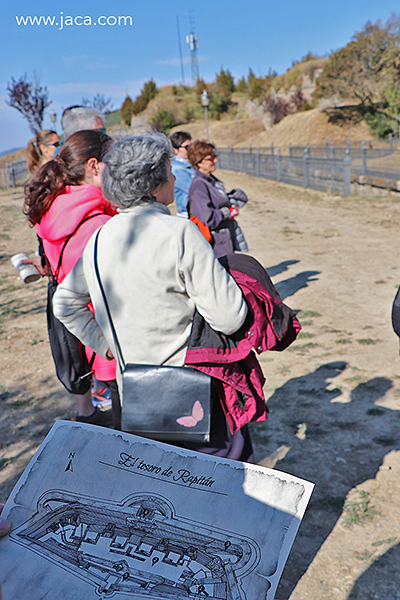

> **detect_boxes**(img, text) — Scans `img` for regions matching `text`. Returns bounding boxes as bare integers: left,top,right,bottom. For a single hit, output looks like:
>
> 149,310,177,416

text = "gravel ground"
1,174,400,599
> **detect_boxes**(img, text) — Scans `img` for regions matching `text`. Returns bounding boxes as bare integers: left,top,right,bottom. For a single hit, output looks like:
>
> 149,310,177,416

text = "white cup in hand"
11,253,41,283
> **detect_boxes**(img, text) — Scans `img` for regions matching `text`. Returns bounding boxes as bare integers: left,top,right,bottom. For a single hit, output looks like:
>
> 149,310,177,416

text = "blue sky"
0,0,399,153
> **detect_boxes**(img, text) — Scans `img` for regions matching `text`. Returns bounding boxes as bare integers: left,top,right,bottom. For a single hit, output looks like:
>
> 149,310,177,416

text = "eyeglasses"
205,154,218,161
43,141,60,148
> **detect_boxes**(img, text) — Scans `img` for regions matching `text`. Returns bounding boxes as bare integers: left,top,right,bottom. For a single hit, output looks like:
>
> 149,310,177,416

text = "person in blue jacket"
170,131,195,218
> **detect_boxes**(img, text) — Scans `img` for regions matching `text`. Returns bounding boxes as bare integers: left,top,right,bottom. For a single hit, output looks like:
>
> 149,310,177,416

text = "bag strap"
53,213,104,283
93,228,126,371
48,213,104,369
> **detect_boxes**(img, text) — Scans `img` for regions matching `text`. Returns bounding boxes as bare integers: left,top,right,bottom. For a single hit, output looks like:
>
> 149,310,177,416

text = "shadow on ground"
250,362,399,599
274,270,320,300
347,543,400,599
267,260,300,278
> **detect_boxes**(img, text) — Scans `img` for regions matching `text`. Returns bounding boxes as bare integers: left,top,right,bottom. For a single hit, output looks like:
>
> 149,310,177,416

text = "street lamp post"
200,89,210,141
50,110,57,132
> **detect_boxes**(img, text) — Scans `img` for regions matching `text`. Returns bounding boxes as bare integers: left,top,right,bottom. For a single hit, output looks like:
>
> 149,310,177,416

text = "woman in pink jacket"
24,129,118,426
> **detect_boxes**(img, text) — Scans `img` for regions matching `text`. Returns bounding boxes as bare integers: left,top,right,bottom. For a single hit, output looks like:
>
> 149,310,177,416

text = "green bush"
363,110,397,138
195,78,210,102
149,108,176,134
209,92,232,119
132,80,158,115
205,68,235,119
247,68,274,100
236,77,247,93
360,86,400,138
142,80,157,104
216,68,235,95
300,101,314,112
132,95,147,115
120,96,135,126
183,102,195,122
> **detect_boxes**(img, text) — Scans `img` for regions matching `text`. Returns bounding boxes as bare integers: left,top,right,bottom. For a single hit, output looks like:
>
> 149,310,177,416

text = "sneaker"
92,385,112,410
72,406,113,427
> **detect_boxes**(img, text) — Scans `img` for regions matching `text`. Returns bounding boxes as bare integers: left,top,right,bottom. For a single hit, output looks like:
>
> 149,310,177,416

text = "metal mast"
186,11,199,85
176,16,185,86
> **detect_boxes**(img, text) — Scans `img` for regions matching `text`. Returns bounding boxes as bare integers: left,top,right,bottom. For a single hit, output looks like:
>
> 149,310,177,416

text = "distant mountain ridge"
0,147,22,158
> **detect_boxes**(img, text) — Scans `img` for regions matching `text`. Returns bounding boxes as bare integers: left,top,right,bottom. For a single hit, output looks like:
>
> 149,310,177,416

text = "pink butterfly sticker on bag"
176,401,204,427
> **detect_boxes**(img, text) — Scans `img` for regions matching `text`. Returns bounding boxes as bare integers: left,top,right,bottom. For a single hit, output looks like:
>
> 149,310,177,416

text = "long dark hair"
24,129,112,225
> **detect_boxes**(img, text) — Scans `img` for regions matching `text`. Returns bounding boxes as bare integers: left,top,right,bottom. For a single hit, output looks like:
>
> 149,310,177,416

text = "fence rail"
217,143,400,197
2,139,400,196
0,158,29,189
217,147,353,196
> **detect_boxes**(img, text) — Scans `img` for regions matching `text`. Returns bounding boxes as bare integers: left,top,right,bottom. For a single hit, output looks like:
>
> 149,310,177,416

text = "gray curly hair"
102,133,174,208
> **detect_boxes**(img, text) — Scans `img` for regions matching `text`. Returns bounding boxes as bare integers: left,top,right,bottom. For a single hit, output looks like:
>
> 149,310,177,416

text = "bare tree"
291,89,306,111
6,74,52,134
263,96,292,125
82,93,113,113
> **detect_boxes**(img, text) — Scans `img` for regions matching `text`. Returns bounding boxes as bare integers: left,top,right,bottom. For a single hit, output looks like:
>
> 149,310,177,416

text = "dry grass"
0,147,27,167
243,108,374,151
1,95,391,168
169,118,266,147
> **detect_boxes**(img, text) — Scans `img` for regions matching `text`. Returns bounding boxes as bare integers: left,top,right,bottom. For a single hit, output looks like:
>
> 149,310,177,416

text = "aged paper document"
0,421,313,599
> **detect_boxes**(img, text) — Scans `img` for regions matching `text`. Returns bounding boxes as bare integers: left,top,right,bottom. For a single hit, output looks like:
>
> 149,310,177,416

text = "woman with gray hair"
53,133,253,460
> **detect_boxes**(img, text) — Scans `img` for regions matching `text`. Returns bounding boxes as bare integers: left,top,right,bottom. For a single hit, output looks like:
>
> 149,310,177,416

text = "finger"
0,517,11,536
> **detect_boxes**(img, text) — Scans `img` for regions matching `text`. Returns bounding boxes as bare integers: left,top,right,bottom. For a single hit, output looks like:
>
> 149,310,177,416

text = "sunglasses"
43,141,60,148
179,143,191,149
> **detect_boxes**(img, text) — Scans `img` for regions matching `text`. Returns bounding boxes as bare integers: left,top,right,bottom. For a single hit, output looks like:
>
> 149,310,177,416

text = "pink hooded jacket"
185,254,301,433
37,184,118,381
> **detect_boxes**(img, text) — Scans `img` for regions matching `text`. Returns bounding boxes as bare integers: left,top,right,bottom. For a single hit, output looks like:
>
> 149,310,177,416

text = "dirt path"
1,176,400,599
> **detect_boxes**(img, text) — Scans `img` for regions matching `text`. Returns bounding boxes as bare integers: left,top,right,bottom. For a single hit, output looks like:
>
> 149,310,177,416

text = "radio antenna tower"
176,16,185,86
186,11,199,85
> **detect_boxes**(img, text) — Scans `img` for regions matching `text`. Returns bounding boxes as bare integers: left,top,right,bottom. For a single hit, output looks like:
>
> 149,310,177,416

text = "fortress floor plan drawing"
0,421,313,600
11,490,261,599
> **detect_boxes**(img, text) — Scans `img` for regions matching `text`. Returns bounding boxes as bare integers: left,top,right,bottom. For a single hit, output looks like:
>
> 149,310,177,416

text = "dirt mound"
169,119,266,147
171,107,376,151
243,107,374,150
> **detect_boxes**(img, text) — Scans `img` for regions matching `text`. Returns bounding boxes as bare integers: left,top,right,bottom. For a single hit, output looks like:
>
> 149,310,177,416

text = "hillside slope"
169,119,266,147
2,106,379,166
171,107,376,150
239,108,375,150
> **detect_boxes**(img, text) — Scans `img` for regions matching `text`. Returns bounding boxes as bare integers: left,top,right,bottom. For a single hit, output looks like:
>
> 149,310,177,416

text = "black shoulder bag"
45,215,101,395
93,228,212,443
392,285,400,338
